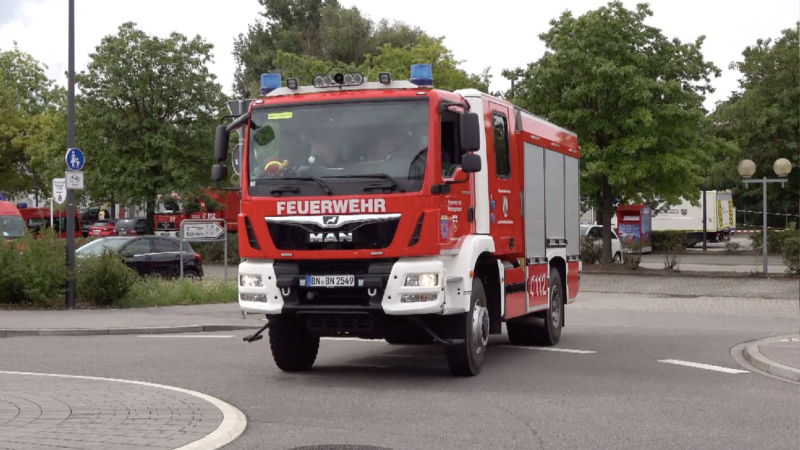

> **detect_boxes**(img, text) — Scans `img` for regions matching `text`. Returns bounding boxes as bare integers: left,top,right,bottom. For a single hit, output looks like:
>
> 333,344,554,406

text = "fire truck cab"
212,65,581,376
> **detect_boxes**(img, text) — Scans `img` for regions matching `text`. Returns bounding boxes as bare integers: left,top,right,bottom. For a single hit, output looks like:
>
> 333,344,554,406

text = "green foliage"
76,251,139,306
712,24,799,215
782,235,800,275
0,229,67,306
749,222,798,254
506,2,720,262
0,237,26,304
118,278,237,308
76,23,226,232
621,241,643,270
580,234,603,264
652,231,688,252
192,233,240,265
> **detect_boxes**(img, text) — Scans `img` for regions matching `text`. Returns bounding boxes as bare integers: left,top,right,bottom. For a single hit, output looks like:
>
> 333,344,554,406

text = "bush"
750,222,797,254
725,241,742,253
192,233,240,264
580,234,603,264
652,231,687,251
622,241,643,269
782,235,800,275
0,230,69,307
118,278,237,308
0,237,26,304
76,250,139,306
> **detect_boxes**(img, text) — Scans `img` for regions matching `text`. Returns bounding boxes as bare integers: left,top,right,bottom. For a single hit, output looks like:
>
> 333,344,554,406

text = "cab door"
485,102,523,256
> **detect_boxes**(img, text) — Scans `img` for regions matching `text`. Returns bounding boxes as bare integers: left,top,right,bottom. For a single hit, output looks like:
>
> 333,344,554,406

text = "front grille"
267,219,399,250
304,313,373,334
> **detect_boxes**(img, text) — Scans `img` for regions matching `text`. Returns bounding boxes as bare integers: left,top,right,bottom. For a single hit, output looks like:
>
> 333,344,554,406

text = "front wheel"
445,278,489,377
268,315,320,372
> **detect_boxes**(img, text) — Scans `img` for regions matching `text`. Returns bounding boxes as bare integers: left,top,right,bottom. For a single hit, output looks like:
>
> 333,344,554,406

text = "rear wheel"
445,278,489,377
613,252,622,264
530,267,563,346
268,315,320,372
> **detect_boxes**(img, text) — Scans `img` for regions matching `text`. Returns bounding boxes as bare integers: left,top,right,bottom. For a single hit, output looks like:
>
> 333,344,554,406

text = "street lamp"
738,158,792,275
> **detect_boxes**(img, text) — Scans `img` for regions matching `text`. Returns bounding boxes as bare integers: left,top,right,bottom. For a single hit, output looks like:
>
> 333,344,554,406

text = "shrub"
652,231,687,251
725,241,742,253
750,222,797,254
580,234,603,264
622,241,643,269
192,233,240,264
118,278,237,308
0,237,26,304
783,235,800,276
76,250,139,306
15,230,68,307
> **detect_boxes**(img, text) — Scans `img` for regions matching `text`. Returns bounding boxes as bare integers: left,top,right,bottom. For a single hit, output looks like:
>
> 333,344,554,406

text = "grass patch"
116,278,238,308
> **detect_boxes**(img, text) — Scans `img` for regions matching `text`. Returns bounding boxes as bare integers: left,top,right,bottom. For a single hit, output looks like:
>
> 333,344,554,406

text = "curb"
0,324,260,338
741,335,800,383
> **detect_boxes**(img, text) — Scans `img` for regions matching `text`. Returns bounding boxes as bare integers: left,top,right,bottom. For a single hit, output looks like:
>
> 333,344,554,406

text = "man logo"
323,216,339,225
310,232,352,243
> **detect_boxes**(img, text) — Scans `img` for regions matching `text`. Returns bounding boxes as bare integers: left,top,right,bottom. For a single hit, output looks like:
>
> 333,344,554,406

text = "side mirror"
462,153,482,173
459,112,481,152
214,125,229,162
211,164,228,182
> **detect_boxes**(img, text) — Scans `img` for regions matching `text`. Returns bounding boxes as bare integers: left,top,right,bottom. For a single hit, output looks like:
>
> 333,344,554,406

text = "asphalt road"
1,294,798,450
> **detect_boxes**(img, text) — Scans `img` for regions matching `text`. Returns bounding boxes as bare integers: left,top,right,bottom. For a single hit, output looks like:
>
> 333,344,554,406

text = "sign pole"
65,0,76,309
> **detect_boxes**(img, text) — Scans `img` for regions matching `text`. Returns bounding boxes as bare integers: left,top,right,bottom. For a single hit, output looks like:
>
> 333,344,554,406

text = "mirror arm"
438,100,470,114
225,113,250,133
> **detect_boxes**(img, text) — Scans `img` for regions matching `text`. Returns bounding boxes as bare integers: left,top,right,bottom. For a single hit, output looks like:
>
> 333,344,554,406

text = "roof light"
410,64,433,86
260,73,282,95
16,203,27,209
312,72,365,88
287,78,298,90
379,73,391,84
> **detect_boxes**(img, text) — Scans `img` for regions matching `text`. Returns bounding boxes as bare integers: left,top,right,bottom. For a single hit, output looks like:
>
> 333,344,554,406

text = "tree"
506,2,720,262
712,24,799,224
0,44,66,197
76,23,226,232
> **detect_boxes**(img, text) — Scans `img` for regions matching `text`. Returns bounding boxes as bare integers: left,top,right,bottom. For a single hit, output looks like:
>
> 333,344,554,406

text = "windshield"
0,215,25,238
75,238,129,255
247,100,429,195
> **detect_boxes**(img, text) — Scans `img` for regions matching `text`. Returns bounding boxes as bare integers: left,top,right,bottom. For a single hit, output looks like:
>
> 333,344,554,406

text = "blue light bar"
16,203,27,209
410,64,433,86
261,73,282,95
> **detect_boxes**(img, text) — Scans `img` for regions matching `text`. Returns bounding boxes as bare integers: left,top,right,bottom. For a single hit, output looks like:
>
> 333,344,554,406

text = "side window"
588,227,602,239
440,110,460,177
492,114,510,177
124,239,151,255
152,239,179,253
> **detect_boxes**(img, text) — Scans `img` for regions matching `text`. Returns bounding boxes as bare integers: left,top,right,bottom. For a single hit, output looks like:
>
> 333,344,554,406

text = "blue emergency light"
410,64,433,86
16,203,27,209
261,73,282,95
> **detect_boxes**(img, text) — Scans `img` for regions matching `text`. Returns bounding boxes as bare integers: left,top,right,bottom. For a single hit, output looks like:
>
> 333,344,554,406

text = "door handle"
145,256,152,261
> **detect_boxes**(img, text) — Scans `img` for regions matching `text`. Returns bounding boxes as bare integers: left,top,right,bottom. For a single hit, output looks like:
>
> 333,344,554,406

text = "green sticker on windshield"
268,112,293,120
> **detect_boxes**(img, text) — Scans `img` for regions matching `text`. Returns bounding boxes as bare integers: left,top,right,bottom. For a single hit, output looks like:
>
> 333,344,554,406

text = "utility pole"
65,0,76,309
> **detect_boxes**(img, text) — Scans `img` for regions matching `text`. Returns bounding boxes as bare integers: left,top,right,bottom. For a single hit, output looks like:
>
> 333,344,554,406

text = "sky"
1,0,797,112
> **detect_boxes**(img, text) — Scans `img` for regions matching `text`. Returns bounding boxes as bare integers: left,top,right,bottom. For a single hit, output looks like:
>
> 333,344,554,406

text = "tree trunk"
146,196,156,234
601,176,613,264
109,202,116,219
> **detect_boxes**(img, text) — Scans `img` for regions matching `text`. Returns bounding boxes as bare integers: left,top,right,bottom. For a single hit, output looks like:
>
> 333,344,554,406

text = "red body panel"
567,261,580,298
526,264,549,311
18,207,81,238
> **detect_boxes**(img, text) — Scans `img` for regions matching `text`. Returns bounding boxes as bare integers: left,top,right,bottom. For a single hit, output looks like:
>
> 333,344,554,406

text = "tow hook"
243,318,269,343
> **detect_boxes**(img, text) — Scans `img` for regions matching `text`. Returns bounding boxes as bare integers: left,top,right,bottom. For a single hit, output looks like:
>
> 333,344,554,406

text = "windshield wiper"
323,173,406,193
255,177,332,195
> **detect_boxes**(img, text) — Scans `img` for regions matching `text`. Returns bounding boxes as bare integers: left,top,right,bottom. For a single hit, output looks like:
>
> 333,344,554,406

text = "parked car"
581,224,623,263
89,219,118,237
114,218,148,235
75,236,203,278
0,201,25,239
80,208,110,237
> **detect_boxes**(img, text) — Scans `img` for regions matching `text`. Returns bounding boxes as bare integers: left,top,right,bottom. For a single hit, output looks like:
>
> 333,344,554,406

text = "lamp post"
737,158,793,275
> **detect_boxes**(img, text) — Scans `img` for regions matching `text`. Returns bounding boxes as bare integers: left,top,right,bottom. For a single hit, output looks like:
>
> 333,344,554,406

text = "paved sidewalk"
742,335,800,383
0,372,237,450
0,304,260,337
581,274,799,299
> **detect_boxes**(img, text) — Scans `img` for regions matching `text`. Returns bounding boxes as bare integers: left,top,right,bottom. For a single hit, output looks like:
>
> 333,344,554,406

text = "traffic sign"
65,148,85,171
231,143,242,175
183,222,225,240
65,171,84,190
52,178,66,204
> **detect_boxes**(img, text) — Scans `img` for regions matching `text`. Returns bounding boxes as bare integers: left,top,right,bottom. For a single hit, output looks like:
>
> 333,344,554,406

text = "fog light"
404,274,438,287
240,274,263,287
401,294,438,303
240,293,267,302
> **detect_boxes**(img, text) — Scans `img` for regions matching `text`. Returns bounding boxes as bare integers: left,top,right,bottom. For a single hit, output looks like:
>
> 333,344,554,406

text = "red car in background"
88,219,118,237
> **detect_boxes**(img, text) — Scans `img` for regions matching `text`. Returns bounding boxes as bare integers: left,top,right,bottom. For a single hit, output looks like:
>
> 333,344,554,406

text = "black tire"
507,321,537,346
183,269,201,281
268,315,320,372
529,267,563,346
445,278,489,377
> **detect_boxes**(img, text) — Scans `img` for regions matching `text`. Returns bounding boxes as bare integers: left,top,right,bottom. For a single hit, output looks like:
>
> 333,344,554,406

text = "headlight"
404,274,438,287
239,274,263,287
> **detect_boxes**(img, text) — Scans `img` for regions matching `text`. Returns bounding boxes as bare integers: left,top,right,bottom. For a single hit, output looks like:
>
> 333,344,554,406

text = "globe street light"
738,159,793,275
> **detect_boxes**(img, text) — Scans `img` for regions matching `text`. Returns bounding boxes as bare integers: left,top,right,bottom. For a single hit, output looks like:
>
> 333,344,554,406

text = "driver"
307,132,344,168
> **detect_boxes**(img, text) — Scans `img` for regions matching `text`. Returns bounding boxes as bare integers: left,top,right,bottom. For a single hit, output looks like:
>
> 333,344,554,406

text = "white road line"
499,345,596,354
0,370,246,450
136,335,234,338
659,359,749,374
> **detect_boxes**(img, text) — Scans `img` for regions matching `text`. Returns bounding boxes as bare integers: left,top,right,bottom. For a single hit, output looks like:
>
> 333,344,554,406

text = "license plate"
306,275,355,288
93,230,100,235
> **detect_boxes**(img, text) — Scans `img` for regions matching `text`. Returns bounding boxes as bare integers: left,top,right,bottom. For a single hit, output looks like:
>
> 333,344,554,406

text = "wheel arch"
473,251,502,334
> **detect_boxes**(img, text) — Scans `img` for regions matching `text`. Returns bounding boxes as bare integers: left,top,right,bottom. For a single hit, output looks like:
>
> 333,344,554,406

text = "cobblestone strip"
580,274,799,299
0,372,245,450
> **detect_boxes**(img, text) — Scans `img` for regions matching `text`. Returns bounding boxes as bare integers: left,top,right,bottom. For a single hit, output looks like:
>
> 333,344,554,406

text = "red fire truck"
212,65,581,376
155,190,240,237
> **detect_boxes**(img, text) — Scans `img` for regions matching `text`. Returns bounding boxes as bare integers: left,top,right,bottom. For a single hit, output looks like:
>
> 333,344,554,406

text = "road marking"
137,335,233,338
658,359,749,374
0,370,246,450
499,345,596,354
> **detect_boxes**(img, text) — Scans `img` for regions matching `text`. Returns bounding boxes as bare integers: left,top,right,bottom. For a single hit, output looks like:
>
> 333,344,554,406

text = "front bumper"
237,257,446,316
